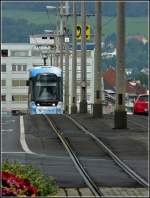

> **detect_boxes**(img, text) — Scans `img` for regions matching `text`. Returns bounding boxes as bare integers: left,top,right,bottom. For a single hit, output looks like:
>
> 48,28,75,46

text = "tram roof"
29,66,62,78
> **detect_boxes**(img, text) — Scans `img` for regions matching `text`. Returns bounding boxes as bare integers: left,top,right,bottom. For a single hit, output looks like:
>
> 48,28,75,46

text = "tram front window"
34,81,58,100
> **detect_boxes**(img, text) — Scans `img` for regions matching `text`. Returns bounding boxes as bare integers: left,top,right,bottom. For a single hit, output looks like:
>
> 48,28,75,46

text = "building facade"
1,43,95,113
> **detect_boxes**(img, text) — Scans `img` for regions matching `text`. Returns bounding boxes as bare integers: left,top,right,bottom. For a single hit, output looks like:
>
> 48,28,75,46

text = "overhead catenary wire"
30,34,52,66
102,15,116,28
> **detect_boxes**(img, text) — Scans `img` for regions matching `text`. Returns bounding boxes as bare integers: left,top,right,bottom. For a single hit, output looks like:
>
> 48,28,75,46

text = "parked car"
133,94,149,115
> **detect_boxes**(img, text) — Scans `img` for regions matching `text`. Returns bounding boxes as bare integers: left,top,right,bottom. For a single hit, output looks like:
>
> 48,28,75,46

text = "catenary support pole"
79,1,87,113
71,1,77,114
64,1,69,113
92,1,103,118
114,1,127,129
59,1,64,69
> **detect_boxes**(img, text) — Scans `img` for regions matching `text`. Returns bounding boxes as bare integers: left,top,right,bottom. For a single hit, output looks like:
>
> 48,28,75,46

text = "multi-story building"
1,43,96,113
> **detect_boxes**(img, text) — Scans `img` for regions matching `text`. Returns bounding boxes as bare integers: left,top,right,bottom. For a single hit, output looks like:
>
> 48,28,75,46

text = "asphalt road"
1,113,24,153
1,113,148,188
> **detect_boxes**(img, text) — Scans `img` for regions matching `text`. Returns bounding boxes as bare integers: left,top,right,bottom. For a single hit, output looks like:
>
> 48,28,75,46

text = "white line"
20,116,35,154
1,120,15,124
19,116,71,159
1,129,13,132
2,152,26,154
3,150,70,159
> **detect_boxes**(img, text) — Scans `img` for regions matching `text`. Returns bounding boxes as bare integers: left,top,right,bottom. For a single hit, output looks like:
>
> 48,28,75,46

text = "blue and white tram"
27,66,63,114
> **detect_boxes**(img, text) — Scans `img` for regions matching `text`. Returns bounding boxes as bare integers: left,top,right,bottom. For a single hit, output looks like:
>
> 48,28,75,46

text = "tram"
27,66,63,114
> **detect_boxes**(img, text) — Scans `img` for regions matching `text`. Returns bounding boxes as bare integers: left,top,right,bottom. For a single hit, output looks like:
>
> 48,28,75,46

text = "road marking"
1,129,13,132
2,152,26,154
128,119,147,129
20,116,35,154
19,116,73,159
1,120,15,123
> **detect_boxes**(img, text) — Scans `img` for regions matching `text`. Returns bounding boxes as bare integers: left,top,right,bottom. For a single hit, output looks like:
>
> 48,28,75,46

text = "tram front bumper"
36,106,62,114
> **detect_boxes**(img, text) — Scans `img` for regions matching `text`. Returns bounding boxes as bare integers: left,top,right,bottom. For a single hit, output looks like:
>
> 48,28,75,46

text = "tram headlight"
37,103,40,106
52,103,55,106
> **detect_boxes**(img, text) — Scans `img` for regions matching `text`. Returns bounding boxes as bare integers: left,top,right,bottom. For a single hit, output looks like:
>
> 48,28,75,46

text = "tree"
125,39,148,72
135,72,148,88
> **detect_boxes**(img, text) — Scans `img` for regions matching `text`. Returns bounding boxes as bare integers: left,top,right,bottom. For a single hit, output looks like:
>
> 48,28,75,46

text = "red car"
133,94,149,115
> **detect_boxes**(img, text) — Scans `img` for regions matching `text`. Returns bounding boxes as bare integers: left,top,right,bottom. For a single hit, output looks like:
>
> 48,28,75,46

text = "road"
1,113,148,188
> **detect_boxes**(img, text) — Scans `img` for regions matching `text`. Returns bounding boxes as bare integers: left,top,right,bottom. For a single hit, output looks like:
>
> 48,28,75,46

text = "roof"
103,66,116,88
103,66,147,95
127,35,148,43
29,66,62,78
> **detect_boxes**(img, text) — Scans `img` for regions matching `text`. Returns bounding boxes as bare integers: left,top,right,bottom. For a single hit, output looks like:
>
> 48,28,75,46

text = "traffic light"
86,25,90,40
76,24,90,41
76,25,81,40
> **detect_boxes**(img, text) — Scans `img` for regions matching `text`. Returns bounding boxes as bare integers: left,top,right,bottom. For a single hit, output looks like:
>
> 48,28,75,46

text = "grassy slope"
2,10,148,39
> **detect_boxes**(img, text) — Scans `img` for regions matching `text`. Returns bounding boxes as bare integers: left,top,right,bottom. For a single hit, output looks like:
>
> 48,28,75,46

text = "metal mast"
59,1,64,69
79,1,87,113
92,1,103,117
64,1,70,113
71,1,77,114
114,1,127,129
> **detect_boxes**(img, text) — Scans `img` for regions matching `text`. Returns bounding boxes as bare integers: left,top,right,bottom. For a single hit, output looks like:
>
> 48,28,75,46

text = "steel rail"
65,114,149,188
43,114,103,197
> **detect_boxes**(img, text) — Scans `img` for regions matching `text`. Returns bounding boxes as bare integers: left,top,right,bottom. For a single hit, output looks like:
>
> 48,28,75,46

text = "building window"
12,64,27,72
12,95,28,102
23,65,27,71
1,64,6,72
12,80,26,87
1,95,6,101
1,49,8,57
2,80,6,87
12,64,16,71
18,65,22,71
10,50,29,57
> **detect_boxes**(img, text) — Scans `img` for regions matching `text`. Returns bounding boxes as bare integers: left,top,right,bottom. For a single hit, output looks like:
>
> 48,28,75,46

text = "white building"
1,43,96,113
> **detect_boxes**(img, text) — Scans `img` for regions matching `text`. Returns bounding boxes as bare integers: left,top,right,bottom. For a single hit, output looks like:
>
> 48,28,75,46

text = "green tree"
125,39,148,72
135,72,148,88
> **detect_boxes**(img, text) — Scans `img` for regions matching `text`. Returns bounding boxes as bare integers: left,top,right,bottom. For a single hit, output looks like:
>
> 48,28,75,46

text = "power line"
102,16,116,28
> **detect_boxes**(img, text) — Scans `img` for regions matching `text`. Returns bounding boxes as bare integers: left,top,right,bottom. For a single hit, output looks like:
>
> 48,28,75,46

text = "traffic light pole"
114,2,127,129
92,1,103,118
79,1,87,113
71,1,77,114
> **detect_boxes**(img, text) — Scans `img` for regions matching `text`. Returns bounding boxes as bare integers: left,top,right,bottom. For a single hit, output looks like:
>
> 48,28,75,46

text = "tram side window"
59,78,63,101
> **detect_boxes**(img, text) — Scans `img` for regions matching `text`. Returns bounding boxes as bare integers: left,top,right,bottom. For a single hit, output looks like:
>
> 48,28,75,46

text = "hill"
2,1,148,43
2,1,148,17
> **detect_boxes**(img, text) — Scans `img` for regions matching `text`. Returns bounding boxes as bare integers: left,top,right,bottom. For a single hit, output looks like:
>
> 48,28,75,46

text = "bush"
2,160,58,196
1,171,38,196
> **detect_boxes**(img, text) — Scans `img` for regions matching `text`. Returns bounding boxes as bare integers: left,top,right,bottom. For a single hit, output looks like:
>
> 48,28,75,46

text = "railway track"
65,114,148,187
44,114,103,197
43,114,148,196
